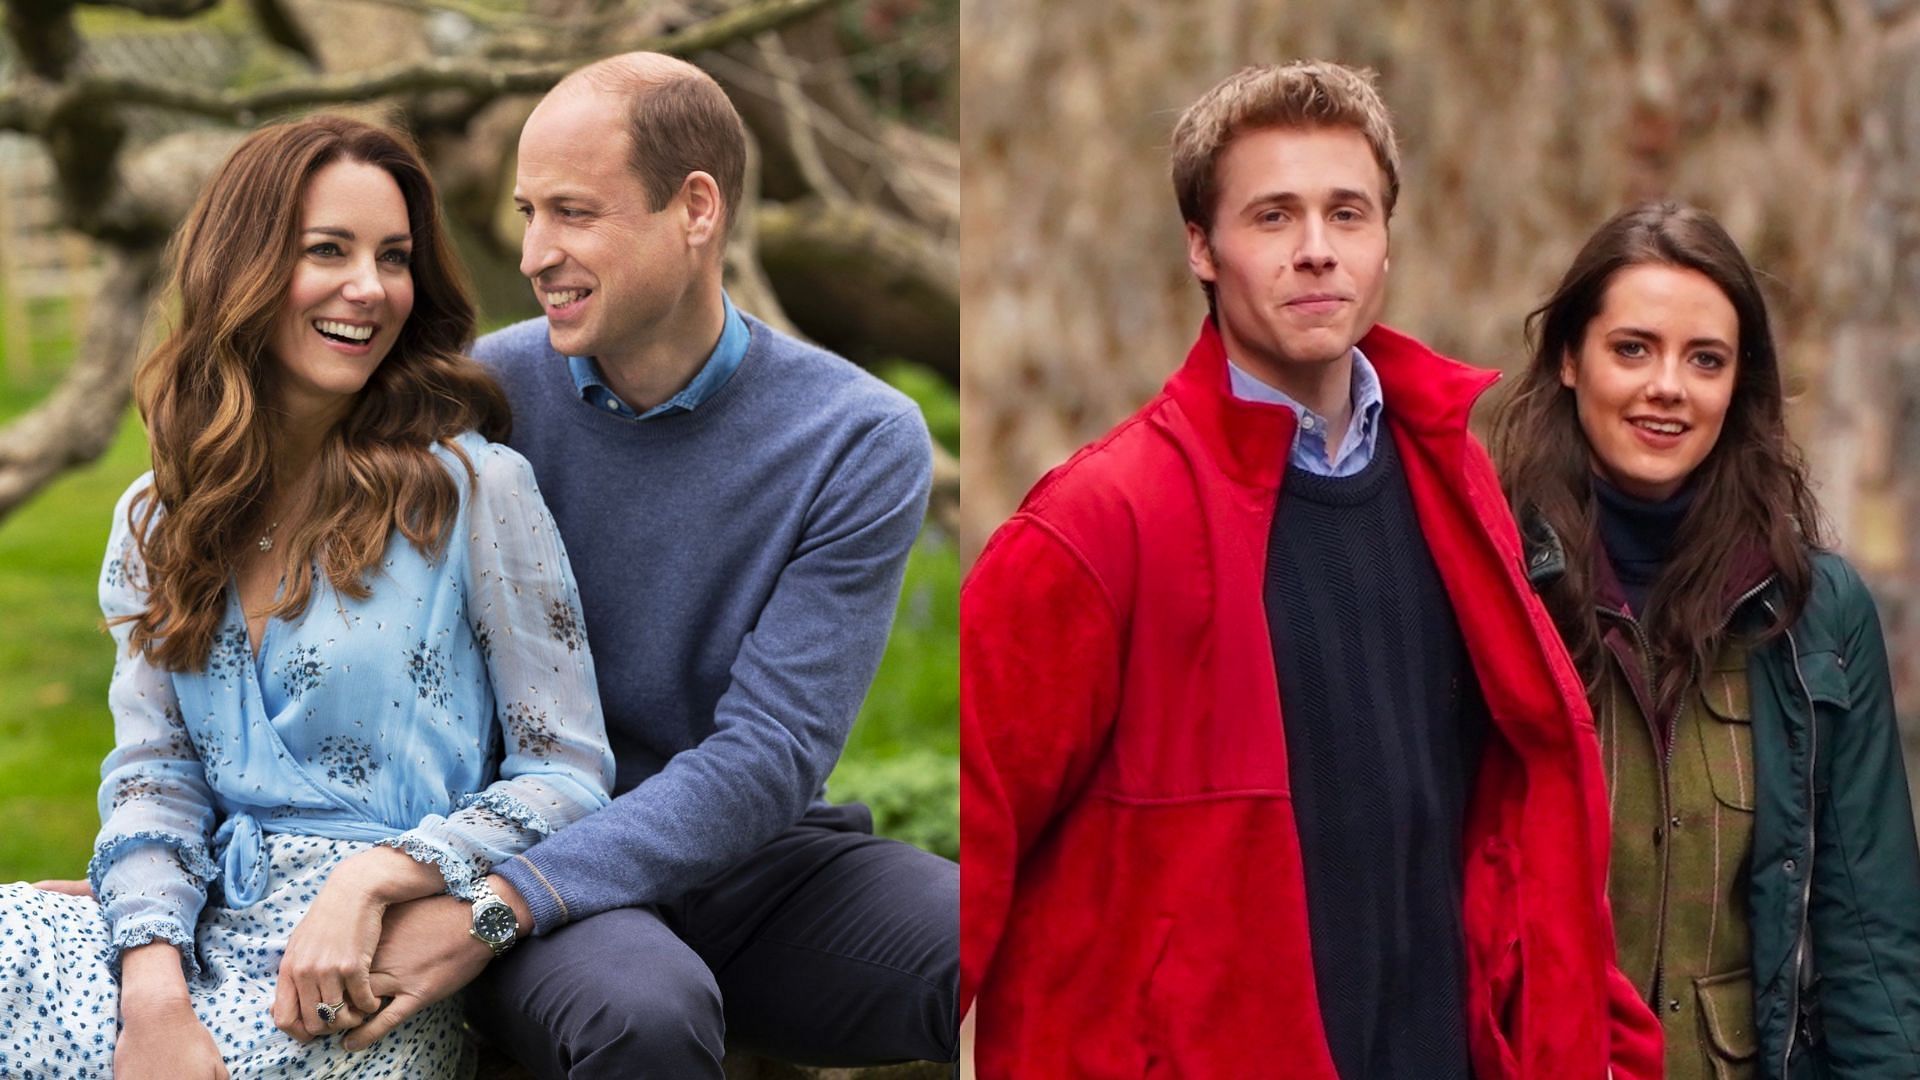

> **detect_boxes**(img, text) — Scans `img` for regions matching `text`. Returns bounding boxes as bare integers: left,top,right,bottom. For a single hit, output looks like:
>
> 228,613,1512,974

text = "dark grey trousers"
466,802,958,1079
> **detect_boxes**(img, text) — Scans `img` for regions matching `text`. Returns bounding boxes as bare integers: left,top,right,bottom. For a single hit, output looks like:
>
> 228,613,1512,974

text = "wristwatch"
469,878,520,958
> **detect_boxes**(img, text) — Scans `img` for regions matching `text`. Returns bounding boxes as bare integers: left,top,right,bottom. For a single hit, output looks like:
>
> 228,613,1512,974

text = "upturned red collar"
1162,317,1501,489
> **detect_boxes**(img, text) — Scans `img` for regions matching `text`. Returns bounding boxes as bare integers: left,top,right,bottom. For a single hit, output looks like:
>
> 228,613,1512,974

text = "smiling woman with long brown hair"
0,115,613,1079
1491,201,1920,1079
127,114,506,675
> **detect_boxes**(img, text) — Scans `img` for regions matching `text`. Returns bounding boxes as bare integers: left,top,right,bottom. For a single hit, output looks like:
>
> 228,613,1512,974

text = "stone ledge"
720,1061,949,1080
476,1051,949,1079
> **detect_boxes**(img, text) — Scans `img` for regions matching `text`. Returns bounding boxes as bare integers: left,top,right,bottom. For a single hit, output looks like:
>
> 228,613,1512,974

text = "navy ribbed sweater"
1264,431,1482,1079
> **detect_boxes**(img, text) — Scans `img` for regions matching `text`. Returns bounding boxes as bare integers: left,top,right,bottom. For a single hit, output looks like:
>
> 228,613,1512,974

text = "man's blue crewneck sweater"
473,313,933,934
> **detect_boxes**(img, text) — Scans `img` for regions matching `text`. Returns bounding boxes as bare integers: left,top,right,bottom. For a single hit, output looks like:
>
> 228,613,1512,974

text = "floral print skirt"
0,835,475,1079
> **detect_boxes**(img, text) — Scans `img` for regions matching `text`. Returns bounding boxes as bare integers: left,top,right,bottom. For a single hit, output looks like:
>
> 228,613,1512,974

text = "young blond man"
961,61,1662,1078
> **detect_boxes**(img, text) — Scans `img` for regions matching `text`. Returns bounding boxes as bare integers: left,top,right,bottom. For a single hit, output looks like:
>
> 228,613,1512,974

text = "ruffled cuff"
455,788,555,836
88,829,218,892
377,833,485,900
110,915,202,982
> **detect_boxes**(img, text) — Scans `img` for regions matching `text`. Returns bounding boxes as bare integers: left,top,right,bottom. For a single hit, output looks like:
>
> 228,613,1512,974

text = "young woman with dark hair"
1492,201,1920,1079
0,115,613,1078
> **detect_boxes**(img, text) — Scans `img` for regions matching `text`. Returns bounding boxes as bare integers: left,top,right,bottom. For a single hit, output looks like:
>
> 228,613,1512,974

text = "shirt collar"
1225,345,1385,469
567,292,751,421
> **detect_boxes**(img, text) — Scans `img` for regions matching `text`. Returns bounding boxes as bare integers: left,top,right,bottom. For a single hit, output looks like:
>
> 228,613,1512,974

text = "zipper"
1595,573,1775,1020
1768,599,1818,1078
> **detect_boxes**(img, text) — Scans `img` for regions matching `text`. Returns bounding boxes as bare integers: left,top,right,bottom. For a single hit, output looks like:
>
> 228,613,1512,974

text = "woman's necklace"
257,468,317,553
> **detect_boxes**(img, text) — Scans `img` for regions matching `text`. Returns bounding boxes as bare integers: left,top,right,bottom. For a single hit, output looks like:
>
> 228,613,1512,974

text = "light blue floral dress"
0,432,615,1079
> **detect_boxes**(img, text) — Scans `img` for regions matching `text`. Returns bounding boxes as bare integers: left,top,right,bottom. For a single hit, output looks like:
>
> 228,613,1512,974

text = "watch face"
475,902,516,943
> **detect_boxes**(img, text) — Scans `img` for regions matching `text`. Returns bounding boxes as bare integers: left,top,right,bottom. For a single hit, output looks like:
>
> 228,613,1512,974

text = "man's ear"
1185,221,1217,284
680,170,725,251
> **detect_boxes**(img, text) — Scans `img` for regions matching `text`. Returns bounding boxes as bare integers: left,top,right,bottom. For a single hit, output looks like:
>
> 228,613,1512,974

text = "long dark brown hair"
122,114,510,672
1489,202,1826,704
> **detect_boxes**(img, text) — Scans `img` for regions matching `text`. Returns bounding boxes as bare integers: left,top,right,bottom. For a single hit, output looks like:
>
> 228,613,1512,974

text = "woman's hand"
272,846,446,1042
117,997,229,1080
117,942,228,1080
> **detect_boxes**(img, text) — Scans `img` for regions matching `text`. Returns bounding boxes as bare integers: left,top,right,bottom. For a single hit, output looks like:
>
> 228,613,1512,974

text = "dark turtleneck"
1592,473,1696,617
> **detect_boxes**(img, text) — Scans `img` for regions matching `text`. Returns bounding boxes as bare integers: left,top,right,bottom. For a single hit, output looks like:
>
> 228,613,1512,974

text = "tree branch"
0,248,162,522
756,197,957,380
0,0,848,134
651,0,846,61
76,0,220,14
722,125,801,336
487,0,848,60
245,0,319,65
5,0,218,84
346,0,656,30
5,0,81,81
705,15,956,236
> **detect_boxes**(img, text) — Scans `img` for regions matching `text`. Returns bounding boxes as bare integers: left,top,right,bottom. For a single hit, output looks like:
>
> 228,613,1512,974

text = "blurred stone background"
960,0,1920,805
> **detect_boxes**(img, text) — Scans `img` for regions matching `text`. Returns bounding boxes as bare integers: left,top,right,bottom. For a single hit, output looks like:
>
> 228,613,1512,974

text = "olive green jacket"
1596,626,1759,1080
1524,519,1920,1079
1743,552,1920,1078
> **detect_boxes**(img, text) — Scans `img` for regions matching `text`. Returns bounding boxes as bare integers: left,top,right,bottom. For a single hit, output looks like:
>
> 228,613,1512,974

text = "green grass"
0,380,959,879
0,408,148,881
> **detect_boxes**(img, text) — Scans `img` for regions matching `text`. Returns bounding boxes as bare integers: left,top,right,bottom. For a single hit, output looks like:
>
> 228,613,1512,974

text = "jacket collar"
1590,515,1778,619
1163,317,1500,488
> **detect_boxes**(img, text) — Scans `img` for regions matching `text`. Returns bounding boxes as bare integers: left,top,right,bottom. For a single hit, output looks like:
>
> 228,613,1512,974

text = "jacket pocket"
1794,650,1851,710
1140,915,1176,1078
1695,968,1758,1079
1699,666,1757,812
1470,839,1524,1078
1794,650,1850,796
1487,930,1524,1075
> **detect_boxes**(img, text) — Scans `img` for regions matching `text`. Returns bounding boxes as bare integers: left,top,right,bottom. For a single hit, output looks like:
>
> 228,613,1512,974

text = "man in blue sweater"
341,52,956,1076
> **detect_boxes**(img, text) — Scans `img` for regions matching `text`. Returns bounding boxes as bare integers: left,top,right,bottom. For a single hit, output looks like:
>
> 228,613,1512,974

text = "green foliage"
877,360,958,454
828,368,959,861
845,536,958,758
826,749,957,861
828,533,959,860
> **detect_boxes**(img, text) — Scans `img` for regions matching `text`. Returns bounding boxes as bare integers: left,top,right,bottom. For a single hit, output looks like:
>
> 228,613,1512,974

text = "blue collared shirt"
1228,347,1385,478
568,293,751,420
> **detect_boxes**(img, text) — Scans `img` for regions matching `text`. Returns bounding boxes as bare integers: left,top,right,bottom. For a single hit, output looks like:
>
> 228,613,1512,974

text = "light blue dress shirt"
567,293,751,420
89,434,616,973
1228,346,1385,478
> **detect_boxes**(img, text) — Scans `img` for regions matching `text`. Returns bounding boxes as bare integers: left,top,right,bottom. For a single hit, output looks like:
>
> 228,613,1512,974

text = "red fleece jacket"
961,320,1662,1078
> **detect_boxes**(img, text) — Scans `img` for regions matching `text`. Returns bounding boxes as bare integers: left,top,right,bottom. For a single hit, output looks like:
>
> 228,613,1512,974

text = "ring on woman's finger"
316,1000,347,1027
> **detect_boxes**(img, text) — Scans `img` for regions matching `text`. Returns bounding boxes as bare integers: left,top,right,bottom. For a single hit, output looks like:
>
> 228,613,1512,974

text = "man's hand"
343,874,533,1051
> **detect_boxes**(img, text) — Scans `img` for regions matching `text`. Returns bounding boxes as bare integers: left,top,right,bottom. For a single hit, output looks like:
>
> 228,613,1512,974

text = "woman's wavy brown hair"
1488,201,1827,707
122,114,510,672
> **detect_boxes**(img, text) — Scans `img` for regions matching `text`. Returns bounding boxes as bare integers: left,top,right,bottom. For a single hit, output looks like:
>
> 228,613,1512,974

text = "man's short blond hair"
1171,61,1400,232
